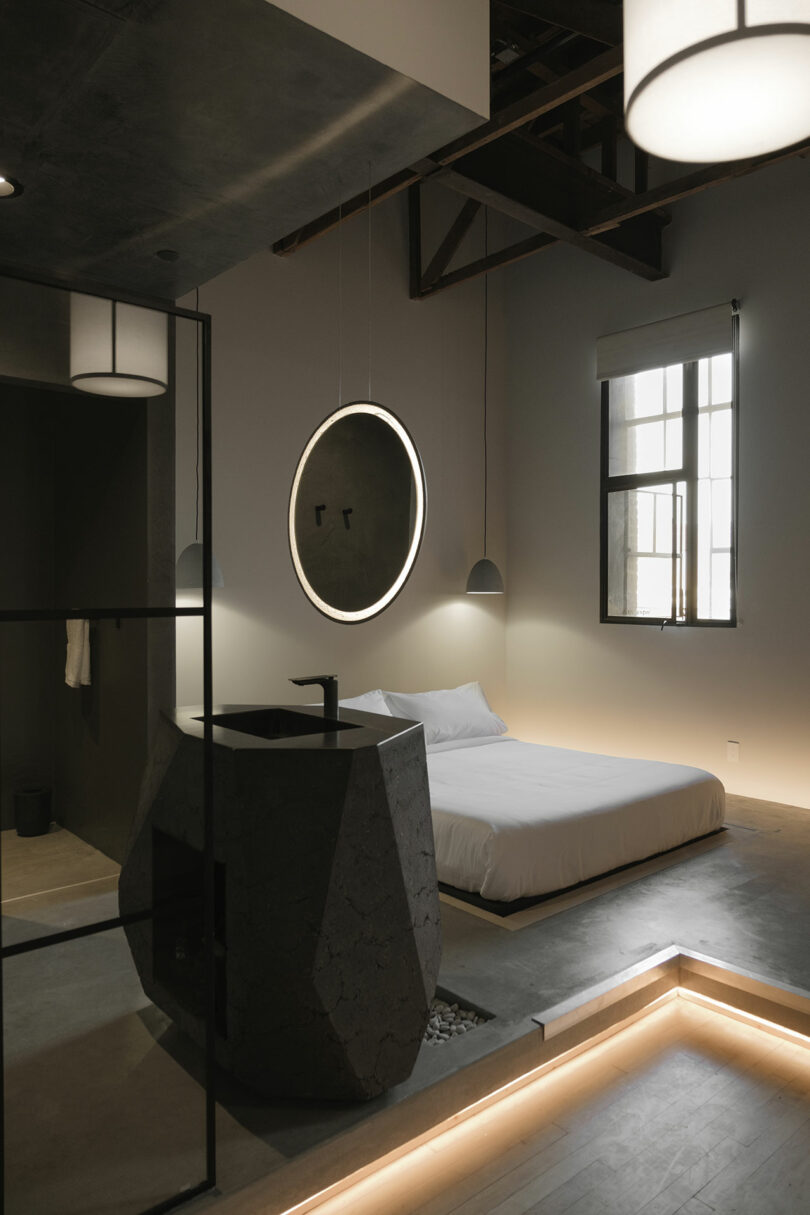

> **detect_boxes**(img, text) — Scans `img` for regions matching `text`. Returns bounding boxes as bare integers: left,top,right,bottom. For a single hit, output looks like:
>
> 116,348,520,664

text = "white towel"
65,619,91,688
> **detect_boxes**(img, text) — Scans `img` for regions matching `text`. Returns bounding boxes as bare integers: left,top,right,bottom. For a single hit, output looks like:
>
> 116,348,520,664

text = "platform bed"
426,736,726,910
437,827,727,918
337,685,726,918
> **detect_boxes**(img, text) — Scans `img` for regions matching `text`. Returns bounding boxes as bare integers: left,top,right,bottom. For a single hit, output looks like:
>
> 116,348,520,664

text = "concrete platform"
3,791,810,1214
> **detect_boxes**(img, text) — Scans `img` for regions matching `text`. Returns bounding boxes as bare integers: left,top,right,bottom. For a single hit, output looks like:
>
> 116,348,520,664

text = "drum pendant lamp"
623,0,810,163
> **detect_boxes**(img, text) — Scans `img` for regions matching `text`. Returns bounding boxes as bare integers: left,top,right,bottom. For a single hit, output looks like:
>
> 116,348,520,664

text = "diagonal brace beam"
421,198,482,288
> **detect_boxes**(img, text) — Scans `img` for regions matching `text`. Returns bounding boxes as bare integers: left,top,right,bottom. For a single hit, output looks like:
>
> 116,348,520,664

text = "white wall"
269,0,490,118
176,191,506,714
504,158,810,808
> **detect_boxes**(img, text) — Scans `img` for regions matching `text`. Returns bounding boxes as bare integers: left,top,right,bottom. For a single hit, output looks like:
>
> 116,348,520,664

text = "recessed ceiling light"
0,176,23,198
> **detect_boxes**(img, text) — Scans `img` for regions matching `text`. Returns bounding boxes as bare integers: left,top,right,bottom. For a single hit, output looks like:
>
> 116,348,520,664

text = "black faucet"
289,674,338,721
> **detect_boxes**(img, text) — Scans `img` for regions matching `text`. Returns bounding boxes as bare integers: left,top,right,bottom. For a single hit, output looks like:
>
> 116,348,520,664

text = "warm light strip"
1,872,118,906
288,402,425,623
273,981,810,1215
676,986,810,1047
276,989,678,1215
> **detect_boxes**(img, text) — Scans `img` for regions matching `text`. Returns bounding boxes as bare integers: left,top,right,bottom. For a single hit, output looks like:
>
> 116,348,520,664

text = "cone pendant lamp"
176,288,224,591
467,212,504,595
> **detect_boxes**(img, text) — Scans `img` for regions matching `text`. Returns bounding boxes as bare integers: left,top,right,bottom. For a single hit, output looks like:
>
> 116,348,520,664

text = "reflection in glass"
3,930,207,1215
607,483,685,619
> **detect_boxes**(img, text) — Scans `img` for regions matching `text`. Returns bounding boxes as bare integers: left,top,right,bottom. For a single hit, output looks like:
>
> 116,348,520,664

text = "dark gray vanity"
119,705,441,1101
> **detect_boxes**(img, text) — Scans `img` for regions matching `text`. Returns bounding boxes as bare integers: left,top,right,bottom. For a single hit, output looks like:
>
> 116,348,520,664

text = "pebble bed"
424,997,487,1046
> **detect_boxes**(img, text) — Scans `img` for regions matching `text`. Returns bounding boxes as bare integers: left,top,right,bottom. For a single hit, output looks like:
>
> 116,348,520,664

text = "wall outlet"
727,740,740,762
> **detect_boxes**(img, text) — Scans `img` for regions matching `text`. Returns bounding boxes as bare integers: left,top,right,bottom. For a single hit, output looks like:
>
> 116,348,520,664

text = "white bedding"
426,737,725,903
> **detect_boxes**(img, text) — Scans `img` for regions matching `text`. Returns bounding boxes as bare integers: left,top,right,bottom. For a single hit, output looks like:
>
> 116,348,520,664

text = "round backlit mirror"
289,402,426,623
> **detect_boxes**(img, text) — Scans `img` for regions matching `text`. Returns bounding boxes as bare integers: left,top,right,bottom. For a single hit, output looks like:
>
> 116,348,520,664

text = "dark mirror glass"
289,403,425,622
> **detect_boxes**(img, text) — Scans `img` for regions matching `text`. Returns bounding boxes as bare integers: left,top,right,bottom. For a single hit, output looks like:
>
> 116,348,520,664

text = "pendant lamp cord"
338,199,343,407
483,210,488,558
368,165,372,402
195,286,200,543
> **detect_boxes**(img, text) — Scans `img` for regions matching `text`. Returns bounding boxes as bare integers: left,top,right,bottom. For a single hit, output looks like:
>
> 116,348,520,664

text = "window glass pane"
665,364,683,409
712,478,732,548
665,417,682,469
697,412,710,478
607,484,685,619
711,552,732,620
698,359,709,407
710,409,732,478
609,365,683,477
697,377,734,620
710,352,732,405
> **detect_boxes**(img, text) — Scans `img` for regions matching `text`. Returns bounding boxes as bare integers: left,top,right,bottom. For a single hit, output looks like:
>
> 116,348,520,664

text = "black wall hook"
315,504,326,526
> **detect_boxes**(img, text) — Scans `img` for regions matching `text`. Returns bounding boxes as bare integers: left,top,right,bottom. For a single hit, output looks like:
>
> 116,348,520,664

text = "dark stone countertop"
172,704,422,751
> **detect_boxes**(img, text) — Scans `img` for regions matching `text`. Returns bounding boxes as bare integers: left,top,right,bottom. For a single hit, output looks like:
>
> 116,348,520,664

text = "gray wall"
176,189,507,713
0,387,56,827
0,379,175,859
504,158,810,808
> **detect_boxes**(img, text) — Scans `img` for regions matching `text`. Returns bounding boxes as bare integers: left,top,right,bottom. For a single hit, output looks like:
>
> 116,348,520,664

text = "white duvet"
426,736,725,903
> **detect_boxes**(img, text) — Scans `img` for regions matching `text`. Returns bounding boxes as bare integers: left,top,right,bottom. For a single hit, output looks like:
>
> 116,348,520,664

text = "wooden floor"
299,997,810,1215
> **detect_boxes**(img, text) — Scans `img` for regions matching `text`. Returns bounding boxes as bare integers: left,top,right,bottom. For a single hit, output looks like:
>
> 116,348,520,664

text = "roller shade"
596,302,735,382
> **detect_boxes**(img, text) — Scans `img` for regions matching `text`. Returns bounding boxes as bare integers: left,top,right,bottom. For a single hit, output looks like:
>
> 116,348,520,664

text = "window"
599,308,738,626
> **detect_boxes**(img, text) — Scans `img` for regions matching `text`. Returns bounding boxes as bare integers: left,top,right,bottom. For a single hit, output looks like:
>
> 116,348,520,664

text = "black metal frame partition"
0,266,215,1215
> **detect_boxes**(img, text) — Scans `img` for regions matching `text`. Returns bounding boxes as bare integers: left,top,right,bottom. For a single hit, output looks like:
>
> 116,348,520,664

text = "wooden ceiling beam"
439,136,665,280
272,45,623,256
585,138,810,234
418,230,558,298
421,198,482,288
493,0,622,46
514,131,669,224
430,44,623,165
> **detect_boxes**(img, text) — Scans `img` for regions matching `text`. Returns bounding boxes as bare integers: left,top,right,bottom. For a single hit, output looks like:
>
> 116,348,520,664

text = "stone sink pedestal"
118,705,441,1102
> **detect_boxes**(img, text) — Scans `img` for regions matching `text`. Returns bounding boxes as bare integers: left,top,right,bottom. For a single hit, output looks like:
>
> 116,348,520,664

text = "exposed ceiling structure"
275,0,810,298
0,1,806,303
0,0,483,299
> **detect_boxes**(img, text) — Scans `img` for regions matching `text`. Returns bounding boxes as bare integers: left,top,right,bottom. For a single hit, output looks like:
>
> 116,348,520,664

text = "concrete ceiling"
0,0,485,300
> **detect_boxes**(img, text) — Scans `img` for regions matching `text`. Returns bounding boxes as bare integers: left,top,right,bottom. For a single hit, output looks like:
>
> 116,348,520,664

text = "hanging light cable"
467,210,504,596
176,288,224,590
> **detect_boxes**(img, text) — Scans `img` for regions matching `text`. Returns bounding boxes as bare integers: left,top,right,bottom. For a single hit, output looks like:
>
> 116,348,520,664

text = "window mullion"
683,362,698,623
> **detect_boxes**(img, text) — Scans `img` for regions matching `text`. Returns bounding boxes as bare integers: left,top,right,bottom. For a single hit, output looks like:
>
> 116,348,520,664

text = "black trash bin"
14,787,52,837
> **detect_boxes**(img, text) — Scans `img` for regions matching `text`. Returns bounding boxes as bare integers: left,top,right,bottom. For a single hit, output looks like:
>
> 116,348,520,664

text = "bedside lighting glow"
623,0,810,163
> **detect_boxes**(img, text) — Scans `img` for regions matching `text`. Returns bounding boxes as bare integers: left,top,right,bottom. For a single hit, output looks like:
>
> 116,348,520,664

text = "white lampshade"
624,0,810,163
70,293,168,397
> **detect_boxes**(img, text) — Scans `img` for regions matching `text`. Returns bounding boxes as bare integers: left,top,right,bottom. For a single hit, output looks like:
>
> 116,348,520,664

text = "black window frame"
599,312,739,628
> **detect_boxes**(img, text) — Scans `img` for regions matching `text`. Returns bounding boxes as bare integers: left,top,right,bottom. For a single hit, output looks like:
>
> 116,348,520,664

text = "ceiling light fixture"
467,211,504,596
70,293,168,397
623,0,810,163
0,175,23,198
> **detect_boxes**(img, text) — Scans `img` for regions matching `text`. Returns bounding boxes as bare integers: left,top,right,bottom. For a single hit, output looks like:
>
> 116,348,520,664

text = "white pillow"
382,682,507,746
339,689,393,716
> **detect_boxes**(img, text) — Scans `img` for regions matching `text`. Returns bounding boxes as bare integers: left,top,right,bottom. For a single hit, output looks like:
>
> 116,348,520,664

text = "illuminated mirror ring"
289,402,426,624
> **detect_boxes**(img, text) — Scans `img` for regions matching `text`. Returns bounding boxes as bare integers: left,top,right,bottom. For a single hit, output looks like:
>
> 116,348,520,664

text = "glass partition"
0,270,215,1214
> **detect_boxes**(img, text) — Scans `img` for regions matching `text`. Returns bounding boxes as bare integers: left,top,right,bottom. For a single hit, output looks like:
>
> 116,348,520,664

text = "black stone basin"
194,707,357,740
119,704,441,1102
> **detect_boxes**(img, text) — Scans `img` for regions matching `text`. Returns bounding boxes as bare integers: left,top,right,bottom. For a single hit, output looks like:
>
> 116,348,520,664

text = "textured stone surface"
119,705,441,1101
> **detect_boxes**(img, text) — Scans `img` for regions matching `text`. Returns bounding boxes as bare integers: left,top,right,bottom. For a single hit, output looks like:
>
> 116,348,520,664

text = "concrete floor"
3,792,810,1213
